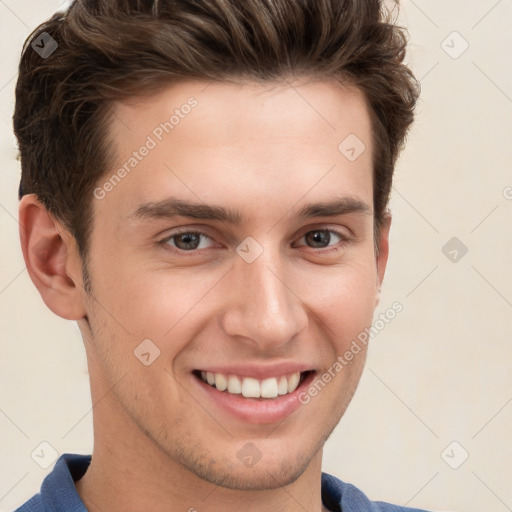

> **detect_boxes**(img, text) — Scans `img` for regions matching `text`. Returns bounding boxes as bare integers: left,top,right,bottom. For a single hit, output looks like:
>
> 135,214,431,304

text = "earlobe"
18,194,87,320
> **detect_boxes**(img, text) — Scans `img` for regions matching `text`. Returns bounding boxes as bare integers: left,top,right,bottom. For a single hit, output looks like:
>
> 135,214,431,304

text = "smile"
193,370,313,399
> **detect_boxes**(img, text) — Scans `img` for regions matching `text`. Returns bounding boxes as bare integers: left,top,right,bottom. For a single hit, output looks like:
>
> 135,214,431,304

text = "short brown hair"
14,0,420,270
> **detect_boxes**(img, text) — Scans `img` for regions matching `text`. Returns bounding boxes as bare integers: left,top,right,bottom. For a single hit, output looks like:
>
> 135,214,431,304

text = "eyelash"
158,227,350,255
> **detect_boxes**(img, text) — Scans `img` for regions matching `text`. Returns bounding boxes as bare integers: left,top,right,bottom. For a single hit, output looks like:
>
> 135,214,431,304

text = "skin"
19,78,390,512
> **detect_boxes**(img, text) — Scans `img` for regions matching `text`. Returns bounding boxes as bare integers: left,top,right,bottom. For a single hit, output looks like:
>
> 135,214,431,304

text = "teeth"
227,375,242,394
215,373,227,391
287,372,300,393
278,376,288,395
261,377,278,398
242,377,261,398
198,371,304,399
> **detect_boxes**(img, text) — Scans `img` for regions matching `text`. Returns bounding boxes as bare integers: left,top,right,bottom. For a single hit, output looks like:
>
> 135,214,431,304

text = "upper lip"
194,361,314,380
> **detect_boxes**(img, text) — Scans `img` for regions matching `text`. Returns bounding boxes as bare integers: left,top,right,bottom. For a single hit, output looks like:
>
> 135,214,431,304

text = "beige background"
1,1,511,511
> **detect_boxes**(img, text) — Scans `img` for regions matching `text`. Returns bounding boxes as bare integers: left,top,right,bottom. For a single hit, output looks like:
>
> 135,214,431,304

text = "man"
13,0,427,510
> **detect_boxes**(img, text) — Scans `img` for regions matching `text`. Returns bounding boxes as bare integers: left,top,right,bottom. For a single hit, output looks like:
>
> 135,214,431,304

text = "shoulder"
11,453,91,512
13,495,45,512
321,472,434,512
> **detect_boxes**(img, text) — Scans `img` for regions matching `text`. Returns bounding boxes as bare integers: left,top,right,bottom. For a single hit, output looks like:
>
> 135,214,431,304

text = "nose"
220,243,309,352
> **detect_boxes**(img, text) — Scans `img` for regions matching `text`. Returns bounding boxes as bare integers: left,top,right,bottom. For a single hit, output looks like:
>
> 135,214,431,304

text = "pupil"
307,230,329,248
176,233,200,250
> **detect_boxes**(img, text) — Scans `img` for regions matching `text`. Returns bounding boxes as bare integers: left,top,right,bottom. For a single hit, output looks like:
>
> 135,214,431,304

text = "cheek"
294,258,378,332
86,252,225,355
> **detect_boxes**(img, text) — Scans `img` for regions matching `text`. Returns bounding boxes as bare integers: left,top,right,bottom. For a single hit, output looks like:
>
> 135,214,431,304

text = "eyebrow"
127,195,372,224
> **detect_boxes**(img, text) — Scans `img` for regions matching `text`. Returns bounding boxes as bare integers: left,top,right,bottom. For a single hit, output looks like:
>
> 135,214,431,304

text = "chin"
168,432,327,491
192,456,312,491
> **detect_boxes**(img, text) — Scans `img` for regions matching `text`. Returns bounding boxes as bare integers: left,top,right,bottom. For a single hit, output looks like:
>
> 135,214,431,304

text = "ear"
18,194,87,320
374,210,391,308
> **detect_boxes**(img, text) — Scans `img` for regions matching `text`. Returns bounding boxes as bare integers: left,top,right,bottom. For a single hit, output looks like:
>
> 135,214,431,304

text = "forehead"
96,79,374,226
110,78,371,146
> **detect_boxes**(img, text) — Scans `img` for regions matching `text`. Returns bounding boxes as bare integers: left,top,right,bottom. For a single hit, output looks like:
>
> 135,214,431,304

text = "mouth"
192,369,315,400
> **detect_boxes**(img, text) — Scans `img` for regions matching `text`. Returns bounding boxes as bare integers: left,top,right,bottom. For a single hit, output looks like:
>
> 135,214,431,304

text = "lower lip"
194,372,316,425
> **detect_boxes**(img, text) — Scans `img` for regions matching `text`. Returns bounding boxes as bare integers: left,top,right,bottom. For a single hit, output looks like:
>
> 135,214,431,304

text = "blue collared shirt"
14,453,432,512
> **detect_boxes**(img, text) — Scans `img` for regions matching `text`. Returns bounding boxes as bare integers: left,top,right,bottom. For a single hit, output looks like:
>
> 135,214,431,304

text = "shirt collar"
41,453,90,512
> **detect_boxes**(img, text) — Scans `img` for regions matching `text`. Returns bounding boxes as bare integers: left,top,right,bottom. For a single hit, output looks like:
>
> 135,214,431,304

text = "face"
79,78,389,490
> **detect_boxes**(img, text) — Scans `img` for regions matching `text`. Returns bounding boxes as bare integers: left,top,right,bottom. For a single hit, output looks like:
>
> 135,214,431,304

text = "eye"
295,229,349,250
159,227,350,255
160,230,216,252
